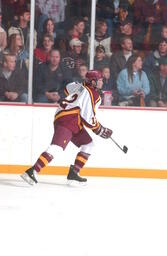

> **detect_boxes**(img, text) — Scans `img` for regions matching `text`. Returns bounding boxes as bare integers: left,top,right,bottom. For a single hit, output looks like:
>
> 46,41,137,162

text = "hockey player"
21,70,113,185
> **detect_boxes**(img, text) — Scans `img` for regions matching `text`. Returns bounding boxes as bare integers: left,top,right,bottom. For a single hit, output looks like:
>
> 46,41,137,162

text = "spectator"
143,38,167,73
101,66,119,105
110,36,133,84
117,54,150,106
88,19,112,57
160,24,167,42
34,33,54,68
1,0,19,29
94,45,110,70
33,49,72,103
66,17,88,46
102,66,113,91
120,0,134,12
118,3,134,24
54,35,69,58
73,63,88,82
0,53,27,102
134,0,167,51
8,8,37,53
112,18,144,51
62,38,87,76
5,33,29,78
148,56,167,107
12,0,30,24
66,0,91,20
65,17,88,55
37,18,56,47
65,1,91,35
35,0,67,25
96,0,116,36
0,11,7,52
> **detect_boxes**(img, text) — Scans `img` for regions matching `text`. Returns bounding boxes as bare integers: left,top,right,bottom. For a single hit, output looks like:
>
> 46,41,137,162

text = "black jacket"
33,61,72,100
0,67,27,98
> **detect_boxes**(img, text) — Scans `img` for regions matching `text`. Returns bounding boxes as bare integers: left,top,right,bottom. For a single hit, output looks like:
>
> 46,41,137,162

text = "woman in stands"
117,53,150,106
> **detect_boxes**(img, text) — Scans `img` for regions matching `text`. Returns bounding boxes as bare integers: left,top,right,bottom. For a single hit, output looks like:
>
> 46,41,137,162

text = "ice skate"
20,167,38,185
67,165,87,184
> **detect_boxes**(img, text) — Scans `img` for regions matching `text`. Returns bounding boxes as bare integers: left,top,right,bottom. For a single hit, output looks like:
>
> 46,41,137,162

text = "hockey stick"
110,137,128,154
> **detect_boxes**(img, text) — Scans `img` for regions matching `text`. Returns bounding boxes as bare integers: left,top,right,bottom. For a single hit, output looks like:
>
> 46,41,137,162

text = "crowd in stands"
0,0,167,107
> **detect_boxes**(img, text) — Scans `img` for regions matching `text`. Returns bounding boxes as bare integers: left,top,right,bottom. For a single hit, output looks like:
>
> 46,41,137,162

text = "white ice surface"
0,174,167,256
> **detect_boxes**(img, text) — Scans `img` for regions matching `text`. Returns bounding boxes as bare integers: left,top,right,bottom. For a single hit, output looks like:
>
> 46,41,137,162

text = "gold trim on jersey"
95,96,101,104
81,117,100,131
84,85,95,114
84,84,101,114
55,108,82,129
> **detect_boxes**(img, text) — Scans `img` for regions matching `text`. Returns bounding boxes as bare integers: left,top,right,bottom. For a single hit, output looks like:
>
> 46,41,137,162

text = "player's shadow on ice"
0,178,29,188
39,180,86,188
0,178,68,188
0,177,86,188
40,180,69,187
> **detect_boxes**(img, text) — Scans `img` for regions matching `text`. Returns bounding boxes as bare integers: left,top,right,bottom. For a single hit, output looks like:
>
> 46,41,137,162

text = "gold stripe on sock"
39,155,49,166
76,156,87,164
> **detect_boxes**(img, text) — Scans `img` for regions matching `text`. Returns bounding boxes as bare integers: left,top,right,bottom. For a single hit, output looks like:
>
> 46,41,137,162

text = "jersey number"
60,94,78,109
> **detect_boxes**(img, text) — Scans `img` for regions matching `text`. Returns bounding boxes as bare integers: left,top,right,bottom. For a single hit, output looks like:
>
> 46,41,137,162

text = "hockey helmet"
85,70,103,86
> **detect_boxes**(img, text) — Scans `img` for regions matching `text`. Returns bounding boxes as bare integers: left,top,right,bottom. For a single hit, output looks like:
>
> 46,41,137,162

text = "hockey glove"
94,124,113,139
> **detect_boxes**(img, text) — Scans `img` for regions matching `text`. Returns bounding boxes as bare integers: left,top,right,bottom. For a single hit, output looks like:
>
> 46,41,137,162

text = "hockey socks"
21,152,53,185
73,151,90,172
34,152,53,172
67,152,90,183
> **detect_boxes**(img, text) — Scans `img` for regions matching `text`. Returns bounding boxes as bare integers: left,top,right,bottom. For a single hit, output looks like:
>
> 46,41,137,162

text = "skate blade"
67,179,87,187
20,173,36,186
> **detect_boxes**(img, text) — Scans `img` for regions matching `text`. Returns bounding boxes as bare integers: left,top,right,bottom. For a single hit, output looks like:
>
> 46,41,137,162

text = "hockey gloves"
94,124,113,139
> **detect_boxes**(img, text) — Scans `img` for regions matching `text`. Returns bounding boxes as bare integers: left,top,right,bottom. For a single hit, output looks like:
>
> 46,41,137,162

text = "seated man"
94,45,110,70
62,38,87,76
73,64,88,83
112,18,144,52
33,49,72,103
110,36,134,85
88,19,112,57
143,39,167,74
148,56,167,107
0,53,27,103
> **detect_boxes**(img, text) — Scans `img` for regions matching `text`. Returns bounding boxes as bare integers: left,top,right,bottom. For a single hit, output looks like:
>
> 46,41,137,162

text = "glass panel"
96,0,167,107
33,0,91,104
1,1,167,108
0,0,31,104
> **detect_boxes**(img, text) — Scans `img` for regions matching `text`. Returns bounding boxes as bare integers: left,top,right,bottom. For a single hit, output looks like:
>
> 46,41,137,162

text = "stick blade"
123,146,128,154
